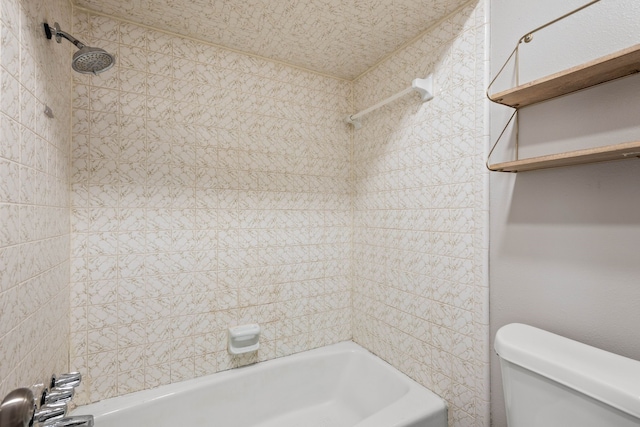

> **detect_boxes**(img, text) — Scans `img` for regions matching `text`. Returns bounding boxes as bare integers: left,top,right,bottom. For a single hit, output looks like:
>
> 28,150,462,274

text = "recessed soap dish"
228,324,260,355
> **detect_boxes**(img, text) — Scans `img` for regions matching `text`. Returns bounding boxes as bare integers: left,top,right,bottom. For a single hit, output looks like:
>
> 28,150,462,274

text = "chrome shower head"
72,47,115,75
44,22,115,75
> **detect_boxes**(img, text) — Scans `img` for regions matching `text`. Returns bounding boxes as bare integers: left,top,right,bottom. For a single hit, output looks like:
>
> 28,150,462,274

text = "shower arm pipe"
346,74,434,129
44,22,86,49
55,30,86,49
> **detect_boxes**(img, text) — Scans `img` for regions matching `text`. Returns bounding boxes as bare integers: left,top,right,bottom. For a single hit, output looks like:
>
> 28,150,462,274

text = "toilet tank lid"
495,323,640,419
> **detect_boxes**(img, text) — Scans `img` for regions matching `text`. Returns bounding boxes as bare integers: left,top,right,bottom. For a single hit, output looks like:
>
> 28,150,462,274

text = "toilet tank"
495,323,640,427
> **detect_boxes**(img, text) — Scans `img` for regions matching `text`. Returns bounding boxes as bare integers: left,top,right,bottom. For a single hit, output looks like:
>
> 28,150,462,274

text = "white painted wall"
489,1,640,426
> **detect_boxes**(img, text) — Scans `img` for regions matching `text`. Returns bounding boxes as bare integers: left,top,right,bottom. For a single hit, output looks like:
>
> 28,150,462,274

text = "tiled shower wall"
69,12,352,404
352,2,489,426
0,0,71,397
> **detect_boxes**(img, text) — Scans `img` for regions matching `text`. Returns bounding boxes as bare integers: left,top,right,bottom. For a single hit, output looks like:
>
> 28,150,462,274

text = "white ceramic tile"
4,5,489,425
351,2,489,426
0,0,72,399
70,13,353,403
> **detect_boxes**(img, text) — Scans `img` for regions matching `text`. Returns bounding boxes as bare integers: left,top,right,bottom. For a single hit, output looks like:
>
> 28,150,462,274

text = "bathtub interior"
75,344,416,427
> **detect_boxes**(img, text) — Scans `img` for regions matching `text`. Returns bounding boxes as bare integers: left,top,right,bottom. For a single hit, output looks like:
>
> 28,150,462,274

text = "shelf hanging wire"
485,0,602,171
487,0,602,104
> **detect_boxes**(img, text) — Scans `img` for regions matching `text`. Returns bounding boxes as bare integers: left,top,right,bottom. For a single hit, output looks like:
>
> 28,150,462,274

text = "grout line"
69,1,77,377
349,79,355,339
71,5,351,84
352,0,479,83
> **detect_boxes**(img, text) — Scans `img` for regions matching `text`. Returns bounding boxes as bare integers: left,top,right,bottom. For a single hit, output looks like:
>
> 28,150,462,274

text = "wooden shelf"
489,43,640,108
488,141,640,172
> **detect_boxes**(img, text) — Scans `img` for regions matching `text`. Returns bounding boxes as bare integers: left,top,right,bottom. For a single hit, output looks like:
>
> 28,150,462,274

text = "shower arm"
44,22,86,50
54,30,86,49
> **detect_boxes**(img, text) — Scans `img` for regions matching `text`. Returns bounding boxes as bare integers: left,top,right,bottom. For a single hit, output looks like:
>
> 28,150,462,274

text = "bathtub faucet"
0,372,90,427
43,415,95,427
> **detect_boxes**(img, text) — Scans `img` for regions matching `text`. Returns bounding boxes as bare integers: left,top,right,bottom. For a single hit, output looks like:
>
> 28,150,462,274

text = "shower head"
44,22,115,75
72,47,115,74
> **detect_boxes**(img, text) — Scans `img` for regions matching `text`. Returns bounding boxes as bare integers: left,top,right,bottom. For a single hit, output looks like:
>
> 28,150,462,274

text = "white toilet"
495,323,640,426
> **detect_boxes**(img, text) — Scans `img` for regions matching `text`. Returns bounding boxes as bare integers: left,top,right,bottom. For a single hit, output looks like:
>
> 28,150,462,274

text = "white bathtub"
73,341,447,427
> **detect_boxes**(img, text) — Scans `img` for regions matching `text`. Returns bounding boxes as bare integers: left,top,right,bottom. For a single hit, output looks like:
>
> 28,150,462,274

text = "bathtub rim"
72,340,448,425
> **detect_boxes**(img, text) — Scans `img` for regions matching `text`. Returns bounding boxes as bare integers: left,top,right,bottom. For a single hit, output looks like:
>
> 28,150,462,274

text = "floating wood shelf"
488,141,640,172
489,43,640,108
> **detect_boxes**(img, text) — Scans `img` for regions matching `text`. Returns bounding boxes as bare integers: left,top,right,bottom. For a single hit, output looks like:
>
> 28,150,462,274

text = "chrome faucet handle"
42,415,94,427
51,373,81,389
44,388,74,405
33,402,67,424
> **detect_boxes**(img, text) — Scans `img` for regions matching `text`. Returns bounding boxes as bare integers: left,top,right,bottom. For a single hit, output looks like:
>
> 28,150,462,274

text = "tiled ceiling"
72,0,469,80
